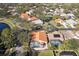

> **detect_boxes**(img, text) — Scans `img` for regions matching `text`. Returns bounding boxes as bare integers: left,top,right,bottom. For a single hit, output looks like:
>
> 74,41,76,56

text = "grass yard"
38,50,54,56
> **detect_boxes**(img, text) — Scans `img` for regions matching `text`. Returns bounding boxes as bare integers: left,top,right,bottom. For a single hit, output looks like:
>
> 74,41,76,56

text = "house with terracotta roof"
30,31,48,50
29,16,43,25
47,31,64,46
20,11,30,20
20,11,43,25
31,19,43,25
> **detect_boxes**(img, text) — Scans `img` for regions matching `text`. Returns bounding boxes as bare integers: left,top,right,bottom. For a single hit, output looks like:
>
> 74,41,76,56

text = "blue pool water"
0,23,10,32
50,40,62,46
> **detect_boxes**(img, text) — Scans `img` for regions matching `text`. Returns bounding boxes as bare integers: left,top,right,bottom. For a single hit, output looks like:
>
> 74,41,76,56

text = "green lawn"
38,50,54,56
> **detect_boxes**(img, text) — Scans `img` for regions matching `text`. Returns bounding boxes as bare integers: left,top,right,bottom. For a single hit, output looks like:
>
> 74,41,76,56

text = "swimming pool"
0,23,10,32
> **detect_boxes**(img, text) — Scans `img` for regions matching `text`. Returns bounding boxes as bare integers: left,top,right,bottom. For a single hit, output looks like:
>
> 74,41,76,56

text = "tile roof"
20,12,38,21
20,12,30,20
31,31,47,42
30,16,38,21
48,31,64,41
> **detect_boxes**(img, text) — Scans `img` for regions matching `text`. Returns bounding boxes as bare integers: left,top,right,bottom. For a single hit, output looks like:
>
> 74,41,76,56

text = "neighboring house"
75,31,79,39
54,18,68,28
28,9,35,15
62,31,75,40
47,31,64,46
66,13,75,19
20,11,43,25
55,18,65,25
31,19,43,25
20,11,30,20
59,8,64,14
54,8,60,16
60,13,67,17
53,7,65,16
20,11,37,21
29,16,43,25
46,9,54,15
30,31,48,50
28,16,38,21
65,19,77,28
55,18,64,25
75,31,79,37
62,31,79,40
54,18,77,28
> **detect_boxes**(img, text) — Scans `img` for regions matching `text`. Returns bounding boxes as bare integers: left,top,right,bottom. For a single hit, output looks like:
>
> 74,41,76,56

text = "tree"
59,39,79,50
16,30,30,56
17,31,28,45
0,28,15,55
0,28,13,49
